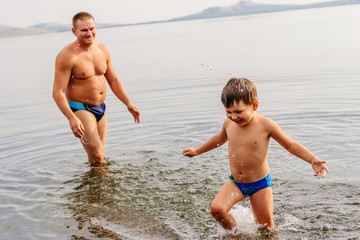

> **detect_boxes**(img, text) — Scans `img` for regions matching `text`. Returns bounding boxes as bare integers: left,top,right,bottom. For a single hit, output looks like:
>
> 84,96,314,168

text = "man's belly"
66,85,106,105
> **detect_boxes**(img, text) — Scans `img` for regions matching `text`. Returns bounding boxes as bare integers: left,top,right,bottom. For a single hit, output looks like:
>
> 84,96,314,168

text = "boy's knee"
210,203,227,218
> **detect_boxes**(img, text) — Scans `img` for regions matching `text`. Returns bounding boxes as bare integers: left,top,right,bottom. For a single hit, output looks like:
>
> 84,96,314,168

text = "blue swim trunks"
68,101,106,122
230,173,271,197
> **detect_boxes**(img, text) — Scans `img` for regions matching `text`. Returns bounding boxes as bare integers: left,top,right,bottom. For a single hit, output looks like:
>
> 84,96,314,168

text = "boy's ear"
253,101,259,111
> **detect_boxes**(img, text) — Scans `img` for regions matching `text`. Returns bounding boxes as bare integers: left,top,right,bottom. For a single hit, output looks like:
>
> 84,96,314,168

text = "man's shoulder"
55,42,79,68
57,42,76,58
95,41,110,54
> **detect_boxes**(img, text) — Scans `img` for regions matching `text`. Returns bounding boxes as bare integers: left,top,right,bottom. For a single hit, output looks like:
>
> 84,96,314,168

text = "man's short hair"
72,12,94,28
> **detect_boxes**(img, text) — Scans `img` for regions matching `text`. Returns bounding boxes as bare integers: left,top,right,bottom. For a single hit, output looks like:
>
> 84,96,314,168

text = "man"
53,12,140,165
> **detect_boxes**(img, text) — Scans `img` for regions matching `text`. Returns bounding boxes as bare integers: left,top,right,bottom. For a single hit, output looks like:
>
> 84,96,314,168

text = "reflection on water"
64,158,195,239
65,162,123,239
63,158,264,240
64,161,173,239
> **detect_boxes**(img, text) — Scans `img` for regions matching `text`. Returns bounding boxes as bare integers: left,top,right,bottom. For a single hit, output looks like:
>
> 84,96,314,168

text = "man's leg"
75,110,104,165
250,187,274,229
210,180,245,230
97,113,107,148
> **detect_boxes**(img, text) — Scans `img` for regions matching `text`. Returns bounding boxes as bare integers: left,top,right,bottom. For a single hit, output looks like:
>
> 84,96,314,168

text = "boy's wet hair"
72,12,94,28
221,78,258,108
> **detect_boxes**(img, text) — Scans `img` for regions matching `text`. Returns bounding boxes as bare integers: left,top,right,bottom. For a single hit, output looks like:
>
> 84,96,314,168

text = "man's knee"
87,145,104,165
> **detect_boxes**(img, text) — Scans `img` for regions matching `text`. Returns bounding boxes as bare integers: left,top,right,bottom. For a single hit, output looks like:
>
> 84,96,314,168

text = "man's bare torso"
65,41,108,106
225,114,271,183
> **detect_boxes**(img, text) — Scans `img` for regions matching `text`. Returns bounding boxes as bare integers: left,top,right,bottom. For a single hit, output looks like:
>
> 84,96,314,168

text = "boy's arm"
267,118,329,178
183,121,228,157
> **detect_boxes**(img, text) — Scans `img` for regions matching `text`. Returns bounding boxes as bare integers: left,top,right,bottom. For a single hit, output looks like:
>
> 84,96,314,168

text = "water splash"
216,204,260,237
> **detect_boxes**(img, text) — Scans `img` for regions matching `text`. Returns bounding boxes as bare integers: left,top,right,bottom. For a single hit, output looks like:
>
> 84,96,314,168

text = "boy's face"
225,100,258,126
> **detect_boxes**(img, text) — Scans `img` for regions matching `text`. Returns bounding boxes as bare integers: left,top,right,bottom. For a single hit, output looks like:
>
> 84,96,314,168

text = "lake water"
0,5,360,240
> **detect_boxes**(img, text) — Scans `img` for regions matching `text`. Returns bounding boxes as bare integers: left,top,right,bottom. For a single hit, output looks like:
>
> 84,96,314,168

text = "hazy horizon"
1,0,331,28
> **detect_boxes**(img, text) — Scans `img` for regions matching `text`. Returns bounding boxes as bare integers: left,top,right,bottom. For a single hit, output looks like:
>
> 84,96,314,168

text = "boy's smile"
225,100,258,126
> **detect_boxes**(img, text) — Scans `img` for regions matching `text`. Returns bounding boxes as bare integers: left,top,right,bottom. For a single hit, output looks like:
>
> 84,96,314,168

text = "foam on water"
215,204,259,238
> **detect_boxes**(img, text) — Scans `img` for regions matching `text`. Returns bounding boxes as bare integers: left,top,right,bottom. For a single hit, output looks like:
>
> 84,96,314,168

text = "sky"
0,0,332,28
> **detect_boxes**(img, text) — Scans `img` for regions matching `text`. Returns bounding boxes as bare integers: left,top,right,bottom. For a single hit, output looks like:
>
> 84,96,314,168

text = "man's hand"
69,116,85,139
127,103,141,123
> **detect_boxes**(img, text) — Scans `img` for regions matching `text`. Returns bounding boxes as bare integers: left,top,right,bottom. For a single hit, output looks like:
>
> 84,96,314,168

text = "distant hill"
29,23,72,32
0,22,121,38
0,25,54,38
28,22,118,32
170,0,360,21
1,0,360,38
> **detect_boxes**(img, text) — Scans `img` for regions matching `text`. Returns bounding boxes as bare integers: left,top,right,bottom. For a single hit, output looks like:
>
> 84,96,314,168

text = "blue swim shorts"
68,101,106,122
229,173,272,197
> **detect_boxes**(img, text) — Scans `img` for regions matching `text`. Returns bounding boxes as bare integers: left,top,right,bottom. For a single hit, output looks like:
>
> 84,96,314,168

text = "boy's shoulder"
222,114,274,127
255,113,271,122
255,113,276,126
223,117,233,127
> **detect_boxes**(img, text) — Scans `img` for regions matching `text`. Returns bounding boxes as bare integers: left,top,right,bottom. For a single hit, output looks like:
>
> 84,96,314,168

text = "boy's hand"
182,148,198,158
311,158,329,179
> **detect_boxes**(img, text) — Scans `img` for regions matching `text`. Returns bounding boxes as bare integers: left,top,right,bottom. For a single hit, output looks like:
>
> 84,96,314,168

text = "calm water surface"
0,5,360,240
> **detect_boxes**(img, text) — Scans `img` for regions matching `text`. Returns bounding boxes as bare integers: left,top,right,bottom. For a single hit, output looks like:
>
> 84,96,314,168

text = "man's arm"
103,47,141,123
52,52,85,139
267,118,329,178
183,121,228,157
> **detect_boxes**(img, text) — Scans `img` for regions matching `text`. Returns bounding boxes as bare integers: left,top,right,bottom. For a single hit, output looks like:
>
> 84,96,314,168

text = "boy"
182,78,329,230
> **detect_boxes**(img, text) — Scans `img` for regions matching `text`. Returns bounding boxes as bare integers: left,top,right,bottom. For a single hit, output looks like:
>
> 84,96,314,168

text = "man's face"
72,18,96,45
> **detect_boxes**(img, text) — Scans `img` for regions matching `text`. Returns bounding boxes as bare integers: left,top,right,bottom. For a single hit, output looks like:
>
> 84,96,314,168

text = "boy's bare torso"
224,113,271,183
64,41,108,106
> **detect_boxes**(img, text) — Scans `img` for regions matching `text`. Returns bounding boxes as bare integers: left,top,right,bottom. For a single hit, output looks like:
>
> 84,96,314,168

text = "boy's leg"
211,180,245,230
75,110,105,165
250,187,274,229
